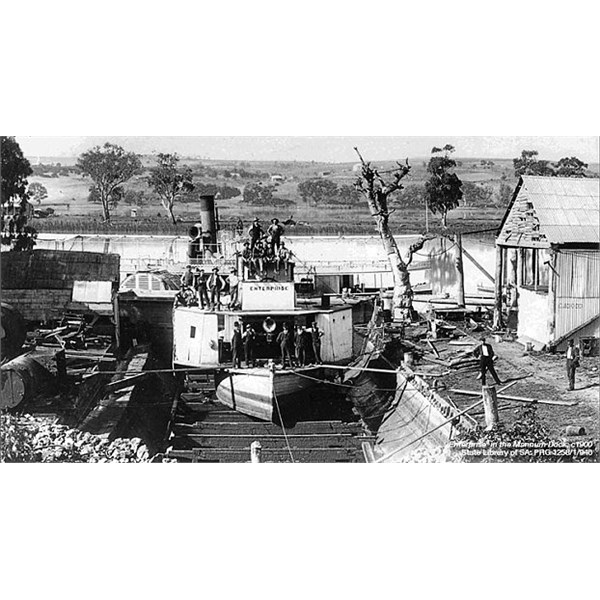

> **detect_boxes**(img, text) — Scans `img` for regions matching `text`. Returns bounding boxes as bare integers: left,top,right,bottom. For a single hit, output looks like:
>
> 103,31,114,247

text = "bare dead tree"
354,147,434,320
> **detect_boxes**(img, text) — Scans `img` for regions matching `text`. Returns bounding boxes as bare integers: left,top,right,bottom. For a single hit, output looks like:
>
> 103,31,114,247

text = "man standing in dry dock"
566,339,580,391
474,336,502,386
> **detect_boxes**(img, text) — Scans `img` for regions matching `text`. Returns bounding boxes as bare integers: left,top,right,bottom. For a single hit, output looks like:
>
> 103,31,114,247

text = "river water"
35,232,497,296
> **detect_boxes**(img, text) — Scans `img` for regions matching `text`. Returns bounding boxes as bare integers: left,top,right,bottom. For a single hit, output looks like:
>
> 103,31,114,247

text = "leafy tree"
513,150,554,177
122,189,152,206
28,182,48,205
496,182,513,207
185,183,241,201
425,145,463,227
77,143,142,223
391,184,426,208
1,136,37,251
553,156,588,178
297,178,339,205
87,185,101,203
148,153,195,224
462,182,493,207
243,183,274,205
336,184,362,205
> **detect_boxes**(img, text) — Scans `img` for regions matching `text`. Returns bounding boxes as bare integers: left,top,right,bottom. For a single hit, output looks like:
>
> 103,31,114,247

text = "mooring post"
482,385,500,430
250,441,262,463
456,233,465,308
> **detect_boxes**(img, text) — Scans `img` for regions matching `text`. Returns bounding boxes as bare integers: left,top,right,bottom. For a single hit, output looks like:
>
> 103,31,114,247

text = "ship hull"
215,366,322,422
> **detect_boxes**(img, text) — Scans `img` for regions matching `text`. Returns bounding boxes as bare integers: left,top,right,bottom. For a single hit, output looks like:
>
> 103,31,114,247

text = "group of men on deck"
230,321,324,370
176,265,240,311
241,217,292,278
175,215,293,308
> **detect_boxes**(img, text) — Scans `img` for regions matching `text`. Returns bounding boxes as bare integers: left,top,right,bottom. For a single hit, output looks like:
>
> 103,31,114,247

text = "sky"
15,136,599,163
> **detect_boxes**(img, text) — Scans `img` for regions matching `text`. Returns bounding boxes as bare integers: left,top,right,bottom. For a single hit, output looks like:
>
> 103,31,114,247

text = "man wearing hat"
267,217,285,254
248,217,263,251
194,267,209,309
231,322,243,369
180,264,194,288
227,268,240,310
474,335,502,386
208,267,225,310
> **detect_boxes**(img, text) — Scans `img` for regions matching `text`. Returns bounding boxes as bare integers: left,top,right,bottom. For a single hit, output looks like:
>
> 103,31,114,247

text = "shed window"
521,248,549,292
190,326,196,339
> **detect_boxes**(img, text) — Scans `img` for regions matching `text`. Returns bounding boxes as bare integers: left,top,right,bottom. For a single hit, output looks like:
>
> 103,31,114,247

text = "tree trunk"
101,193,111,223
372,209,413,320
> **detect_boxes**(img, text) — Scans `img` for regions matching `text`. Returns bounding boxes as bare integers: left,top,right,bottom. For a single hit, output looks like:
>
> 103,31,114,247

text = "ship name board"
242,282,295,310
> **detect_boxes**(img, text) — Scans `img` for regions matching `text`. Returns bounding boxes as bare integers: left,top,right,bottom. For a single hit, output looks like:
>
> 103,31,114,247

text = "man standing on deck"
294,325,304,366
474,336,502,386
299,326,312,366
566,339,580,391
311,322,324,365
181,265,194,288
248,218,263,251
267,218,285,254
208,267,225,310
227,268,240,309
194,268,209,309
243,324,256,368
277,323,294,369
231,322,243,369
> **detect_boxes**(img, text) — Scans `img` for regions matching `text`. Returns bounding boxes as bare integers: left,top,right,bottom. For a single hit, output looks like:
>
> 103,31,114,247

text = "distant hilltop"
17,136,600,165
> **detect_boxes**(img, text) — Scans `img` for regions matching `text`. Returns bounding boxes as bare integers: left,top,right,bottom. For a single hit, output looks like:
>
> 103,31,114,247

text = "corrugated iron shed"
521,176,599,245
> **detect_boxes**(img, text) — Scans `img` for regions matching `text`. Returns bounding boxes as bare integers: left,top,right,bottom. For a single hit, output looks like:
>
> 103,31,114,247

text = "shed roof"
521,176,599,244
498,176,599,246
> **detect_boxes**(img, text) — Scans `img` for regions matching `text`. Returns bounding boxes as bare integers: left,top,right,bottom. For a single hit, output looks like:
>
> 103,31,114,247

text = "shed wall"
554,250,600,340
517,287,551,344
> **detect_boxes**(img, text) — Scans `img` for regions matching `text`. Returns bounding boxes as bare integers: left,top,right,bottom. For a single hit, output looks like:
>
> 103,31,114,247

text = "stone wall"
1,250,120,322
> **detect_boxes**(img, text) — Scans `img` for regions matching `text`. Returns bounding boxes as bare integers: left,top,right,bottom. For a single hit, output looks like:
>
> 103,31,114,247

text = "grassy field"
29,156,596,235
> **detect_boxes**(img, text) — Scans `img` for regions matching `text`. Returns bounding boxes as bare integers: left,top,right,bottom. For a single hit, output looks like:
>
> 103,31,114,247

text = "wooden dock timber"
167,389,374,463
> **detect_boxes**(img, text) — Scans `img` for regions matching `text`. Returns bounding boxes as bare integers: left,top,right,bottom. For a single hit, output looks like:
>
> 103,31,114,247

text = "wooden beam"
104,373,148,392
462,246,495,283
449,389,577,407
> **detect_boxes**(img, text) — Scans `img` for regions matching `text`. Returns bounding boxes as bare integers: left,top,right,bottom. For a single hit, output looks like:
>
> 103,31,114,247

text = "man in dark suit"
566,339,580,391
243,324,256,368
248,218,263,251
277,323,294,369
231,322,243,369
194,267,209,309
474,336,502,386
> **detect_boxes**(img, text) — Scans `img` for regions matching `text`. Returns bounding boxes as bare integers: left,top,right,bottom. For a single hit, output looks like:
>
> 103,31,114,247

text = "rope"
76,363,402,377
290,369,400,392
272,386,295,463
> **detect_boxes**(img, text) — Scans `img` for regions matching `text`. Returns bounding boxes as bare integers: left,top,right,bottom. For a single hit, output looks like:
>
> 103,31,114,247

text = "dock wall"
375,369,475,462
1,250,120,322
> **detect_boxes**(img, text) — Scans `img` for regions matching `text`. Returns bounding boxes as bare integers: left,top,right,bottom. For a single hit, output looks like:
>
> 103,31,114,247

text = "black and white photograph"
1,3,599,599
2,135,598,464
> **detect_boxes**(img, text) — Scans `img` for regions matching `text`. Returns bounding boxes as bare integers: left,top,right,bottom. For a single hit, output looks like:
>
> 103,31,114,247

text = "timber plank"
172,433,370,450
167,448,364,463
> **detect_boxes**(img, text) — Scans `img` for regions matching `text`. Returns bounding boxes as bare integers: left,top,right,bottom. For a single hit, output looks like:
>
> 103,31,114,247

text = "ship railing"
293,259,431,274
